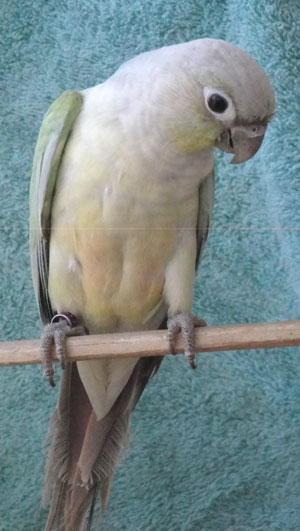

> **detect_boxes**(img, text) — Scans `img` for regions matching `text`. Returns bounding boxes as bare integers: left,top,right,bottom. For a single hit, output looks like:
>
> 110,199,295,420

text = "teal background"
1,1,300,529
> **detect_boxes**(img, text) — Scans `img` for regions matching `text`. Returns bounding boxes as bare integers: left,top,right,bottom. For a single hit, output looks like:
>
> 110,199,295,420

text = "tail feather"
44,355,163,530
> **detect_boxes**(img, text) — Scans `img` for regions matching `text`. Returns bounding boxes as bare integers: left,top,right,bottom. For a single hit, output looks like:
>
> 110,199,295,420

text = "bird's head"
194,39,275,163
113,39,275,164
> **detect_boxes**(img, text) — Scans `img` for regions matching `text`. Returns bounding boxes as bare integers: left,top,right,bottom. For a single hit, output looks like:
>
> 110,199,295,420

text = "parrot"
29,38,275,530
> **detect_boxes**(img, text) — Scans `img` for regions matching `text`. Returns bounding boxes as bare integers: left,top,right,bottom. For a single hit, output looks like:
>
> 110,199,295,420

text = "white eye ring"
203,87,236,122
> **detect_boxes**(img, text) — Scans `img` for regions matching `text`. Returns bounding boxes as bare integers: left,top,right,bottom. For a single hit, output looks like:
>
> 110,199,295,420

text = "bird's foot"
167,312,207,369
40,312,87,387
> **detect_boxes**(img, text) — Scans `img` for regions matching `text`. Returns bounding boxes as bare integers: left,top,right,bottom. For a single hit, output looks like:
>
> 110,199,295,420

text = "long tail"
43,355,162,531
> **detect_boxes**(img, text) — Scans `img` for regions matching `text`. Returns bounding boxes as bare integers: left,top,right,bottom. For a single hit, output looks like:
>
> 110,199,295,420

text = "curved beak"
215,124,267,164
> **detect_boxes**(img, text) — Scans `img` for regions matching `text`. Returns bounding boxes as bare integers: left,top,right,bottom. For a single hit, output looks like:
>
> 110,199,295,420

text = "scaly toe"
43,362,56,387
41,324,56,386
167,321,181,354
167,312,206,369
40,315,87,386
54,327,69,369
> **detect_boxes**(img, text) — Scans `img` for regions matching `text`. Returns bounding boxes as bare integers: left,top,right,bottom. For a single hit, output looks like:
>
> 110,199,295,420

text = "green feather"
195,169,215,269
29,90,83,323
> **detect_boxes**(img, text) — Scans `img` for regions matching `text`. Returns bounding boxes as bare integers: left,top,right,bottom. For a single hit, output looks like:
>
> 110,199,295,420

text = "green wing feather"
195,168,215,269
29,90,83,323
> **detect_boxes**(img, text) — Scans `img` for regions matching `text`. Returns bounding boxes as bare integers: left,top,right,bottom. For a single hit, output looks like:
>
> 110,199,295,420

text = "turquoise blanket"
1,1,300,529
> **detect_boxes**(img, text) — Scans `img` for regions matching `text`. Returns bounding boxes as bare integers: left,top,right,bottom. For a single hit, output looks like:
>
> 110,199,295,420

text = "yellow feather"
171,120,221,153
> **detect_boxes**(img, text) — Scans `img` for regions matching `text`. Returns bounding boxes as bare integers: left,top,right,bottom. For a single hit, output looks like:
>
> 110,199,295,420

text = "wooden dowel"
0,320,299,367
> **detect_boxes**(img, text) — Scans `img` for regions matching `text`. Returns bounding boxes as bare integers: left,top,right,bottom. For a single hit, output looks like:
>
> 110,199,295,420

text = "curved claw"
193,316,207,328
167,312,206,369
48,374,56,388
40,318,87,386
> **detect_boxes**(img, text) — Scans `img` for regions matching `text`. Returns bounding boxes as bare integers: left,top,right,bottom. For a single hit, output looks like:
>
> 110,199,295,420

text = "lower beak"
215,124,267,164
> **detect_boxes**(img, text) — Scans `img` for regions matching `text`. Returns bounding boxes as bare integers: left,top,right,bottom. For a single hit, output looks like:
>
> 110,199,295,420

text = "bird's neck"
80,84,215,200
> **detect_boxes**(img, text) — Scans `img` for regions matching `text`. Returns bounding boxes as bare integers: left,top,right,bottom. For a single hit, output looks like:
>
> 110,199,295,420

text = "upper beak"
215,124,267,164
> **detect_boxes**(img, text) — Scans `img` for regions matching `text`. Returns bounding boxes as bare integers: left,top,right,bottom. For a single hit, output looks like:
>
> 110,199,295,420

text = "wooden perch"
0,320,299,367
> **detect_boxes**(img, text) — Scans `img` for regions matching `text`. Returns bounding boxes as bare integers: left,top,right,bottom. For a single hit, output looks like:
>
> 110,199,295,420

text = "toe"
167,319,181,354
43,364,56,387
167,312,205,366
184,350,197,370
180,315,197,369
48,375,56,388
40,320,88,385
167,327,180,354
54,327,69,370
40,326,56,386
193,316,207,328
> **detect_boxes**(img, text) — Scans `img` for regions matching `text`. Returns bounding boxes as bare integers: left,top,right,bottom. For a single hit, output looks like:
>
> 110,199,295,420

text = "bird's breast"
48,110,201,333
48,180,191,333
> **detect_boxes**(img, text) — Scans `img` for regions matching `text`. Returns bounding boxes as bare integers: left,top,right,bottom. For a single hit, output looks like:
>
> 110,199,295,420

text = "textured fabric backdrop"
1,1,300,530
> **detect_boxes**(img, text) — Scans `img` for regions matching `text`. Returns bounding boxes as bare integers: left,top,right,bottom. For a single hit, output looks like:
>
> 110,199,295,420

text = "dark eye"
207,93,228,113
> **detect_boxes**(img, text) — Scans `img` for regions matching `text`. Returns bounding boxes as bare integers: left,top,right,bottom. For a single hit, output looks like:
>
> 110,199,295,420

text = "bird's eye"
203,87,236,122
207,94,228,113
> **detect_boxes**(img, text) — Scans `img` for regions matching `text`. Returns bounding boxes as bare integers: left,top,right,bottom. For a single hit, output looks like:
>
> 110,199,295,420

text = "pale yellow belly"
48,194,178,334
